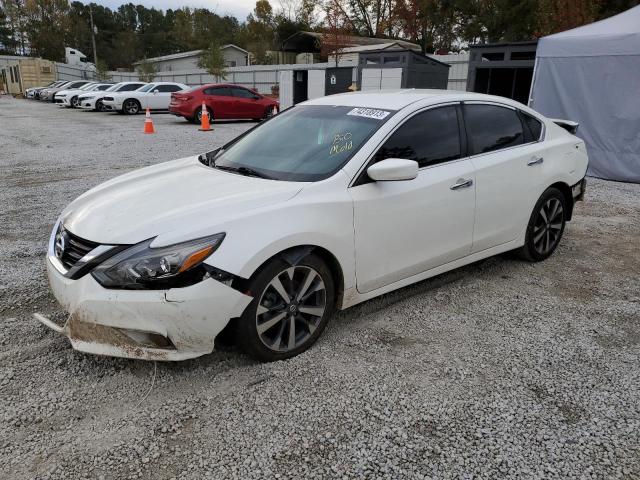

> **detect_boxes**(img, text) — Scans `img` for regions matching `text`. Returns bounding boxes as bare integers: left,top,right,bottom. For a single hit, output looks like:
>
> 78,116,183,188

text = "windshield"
79,83,96,90
211,105,393,182
105,83,124,92
137,84,156,92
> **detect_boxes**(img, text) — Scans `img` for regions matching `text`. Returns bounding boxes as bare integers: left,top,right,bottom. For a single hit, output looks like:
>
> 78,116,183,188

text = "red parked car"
169,83,279,123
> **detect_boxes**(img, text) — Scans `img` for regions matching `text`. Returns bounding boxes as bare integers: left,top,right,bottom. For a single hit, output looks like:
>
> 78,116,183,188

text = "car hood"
60,88,88,96
61,156,304,245
81,91,108,99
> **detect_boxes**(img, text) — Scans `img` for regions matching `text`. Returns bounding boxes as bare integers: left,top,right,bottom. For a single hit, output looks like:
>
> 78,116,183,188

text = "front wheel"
236,254,335,362
96,99,108,112
518,187,567,262
70,96,79,108
123,99,141,115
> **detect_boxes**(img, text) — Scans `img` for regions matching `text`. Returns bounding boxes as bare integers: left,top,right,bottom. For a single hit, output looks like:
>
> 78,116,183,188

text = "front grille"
103,96,114,101
60,229,100,271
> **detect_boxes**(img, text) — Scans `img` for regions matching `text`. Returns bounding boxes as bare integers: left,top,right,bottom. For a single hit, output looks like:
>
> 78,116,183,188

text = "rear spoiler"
551,119,579,135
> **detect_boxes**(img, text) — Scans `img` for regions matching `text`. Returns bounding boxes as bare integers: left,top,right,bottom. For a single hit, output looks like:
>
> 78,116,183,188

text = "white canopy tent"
529,6,640,183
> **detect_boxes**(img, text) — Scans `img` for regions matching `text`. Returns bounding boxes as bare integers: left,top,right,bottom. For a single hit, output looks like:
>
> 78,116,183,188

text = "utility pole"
89,4,98,65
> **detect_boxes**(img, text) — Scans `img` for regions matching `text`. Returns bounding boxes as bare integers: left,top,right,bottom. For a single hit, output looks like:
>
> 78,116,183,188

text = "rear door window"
157,84,183,93
373,106,461,168
119,83,146,91
521,111,543,141
231,87,257,99
464,104,524,155
204,86,232,96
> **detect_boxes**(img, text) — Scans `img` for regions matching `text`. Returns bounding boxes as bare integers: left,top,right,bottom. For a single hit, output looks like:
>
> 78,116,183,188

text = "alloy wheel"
256,266,326,353
125,100,139,114
70,96,78,108
533,198,564,255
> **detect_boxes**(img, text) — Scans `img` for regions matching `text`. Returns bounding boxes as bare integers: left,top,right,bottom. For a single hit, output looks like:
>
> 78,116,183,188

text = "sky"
87,0,257,21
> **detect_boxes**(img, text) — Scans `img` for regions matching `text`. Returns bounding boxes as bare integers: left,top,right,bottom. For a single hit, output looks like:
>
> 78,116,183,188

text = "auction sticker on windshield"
347,107,391,120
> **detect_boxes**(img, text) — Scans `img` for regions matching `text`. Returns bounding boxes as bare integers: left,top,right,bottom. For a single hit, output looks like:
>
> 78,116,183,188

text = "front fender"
203,173,356,292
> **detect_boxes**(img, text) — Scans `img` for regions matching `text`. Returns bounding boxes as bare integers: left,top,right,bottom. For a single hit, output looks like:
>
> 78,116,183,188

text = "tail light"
172,94,193,102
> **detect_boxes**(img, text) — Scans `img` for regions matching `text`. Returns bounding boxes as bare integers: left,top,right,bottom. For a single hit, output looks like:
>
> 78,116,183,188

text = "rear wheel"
236,254,335,362
518,187,567,262
195,107,213,123
123,99,141,115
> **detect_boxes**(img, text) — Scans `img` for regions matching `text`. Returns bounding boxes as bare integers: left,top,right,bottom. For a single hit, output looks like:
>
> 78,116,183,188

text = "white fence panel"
278,70,294,109
307,69,325,99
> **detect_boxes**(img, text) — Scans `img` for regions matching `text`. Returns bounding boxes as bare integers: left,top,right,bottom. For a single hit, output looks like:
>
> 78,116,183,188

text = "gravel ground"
1,95,639,480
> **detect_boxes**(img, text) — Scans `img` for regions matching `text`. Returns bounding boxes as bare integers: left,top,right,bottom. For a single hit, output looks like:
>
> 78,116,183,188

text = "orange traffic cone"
143,108,155,134
199,101,212,131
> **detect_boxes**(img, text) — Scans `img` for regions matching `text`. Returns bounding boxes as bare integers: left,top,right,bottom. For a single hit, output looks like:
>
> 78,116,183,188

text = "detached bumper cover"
572,177,586,202
37,258,252,361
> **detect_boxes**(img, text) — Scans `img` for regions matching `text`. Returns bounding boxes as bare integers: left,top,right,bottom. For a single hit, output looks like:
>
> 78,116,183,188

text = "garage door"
361,68,403,91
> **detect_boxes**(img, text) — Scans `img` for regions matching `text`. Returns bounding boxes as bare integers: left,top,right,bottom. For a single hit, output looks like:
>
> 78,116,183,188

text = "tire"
253,107,274,122
123,99,141,115
518,187,567,262
96,99,107,112
236,253,335,362
195,107,213,123
70,96,79,108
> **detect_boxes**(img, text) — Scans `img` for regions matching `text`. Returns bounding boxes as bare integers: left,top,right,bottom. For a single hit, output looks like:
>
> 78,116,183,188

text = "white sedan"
78,81,147,111
55,82,114,108
36,90,588,362
101,82,188,114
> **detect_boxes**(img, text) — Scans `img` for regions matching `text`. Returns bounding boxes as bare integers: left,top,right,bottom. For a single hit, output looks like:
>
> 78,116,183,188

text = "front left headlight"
92,233,225,289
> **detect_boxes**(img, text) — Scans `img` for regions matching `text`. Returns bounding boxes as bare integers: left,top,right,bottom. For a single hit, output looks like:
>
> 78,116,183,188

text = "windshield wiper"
214,164,272,179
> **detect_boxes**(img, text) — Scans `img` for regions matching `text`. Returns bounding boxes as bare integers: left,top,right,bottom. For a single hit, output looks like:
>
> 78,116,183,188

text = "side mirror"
367,158,418,182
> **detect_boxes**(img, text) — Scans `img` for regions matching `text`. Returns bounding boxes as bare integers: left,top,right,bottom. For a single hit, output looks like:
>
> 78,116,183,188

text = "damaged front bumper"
36,258,252,361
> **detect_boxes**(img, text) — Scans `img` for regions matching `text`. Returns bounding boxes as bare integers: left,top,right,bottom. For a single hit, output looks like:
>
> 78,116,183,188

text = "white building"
133,44,250,72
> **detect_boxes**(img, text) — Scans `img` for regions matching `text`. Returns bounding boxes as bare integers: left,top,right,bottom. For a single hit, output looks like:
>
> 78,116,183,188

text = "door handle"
450,178,473,190
527,156,544,166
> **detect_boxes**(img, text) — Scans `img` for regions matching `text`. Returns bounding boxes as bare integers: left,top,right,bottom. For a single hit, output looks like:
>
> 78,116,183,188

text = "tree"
394,0,458,53
23,0,70,60
536,0,599,36
136,58,157,82
327,0,397,37
95,59,111,81
2,0,27,55
321,0,352,66
0,5,17,53
198,41,227,79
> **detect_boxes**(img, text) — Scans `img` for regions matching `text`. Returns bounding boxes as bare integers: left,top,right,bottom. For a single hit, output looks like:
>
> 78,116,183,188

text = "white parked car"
78,81,147,111
101,82,189,114
40,80,90,102
55,82,114,108
37,91,588,362
26,81,64,99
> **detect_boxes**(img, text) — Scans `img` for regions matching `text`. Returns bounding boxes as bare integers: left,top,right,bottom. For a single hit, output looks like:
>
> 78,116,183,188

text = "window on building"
510,51,536,61
481,52,504,62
